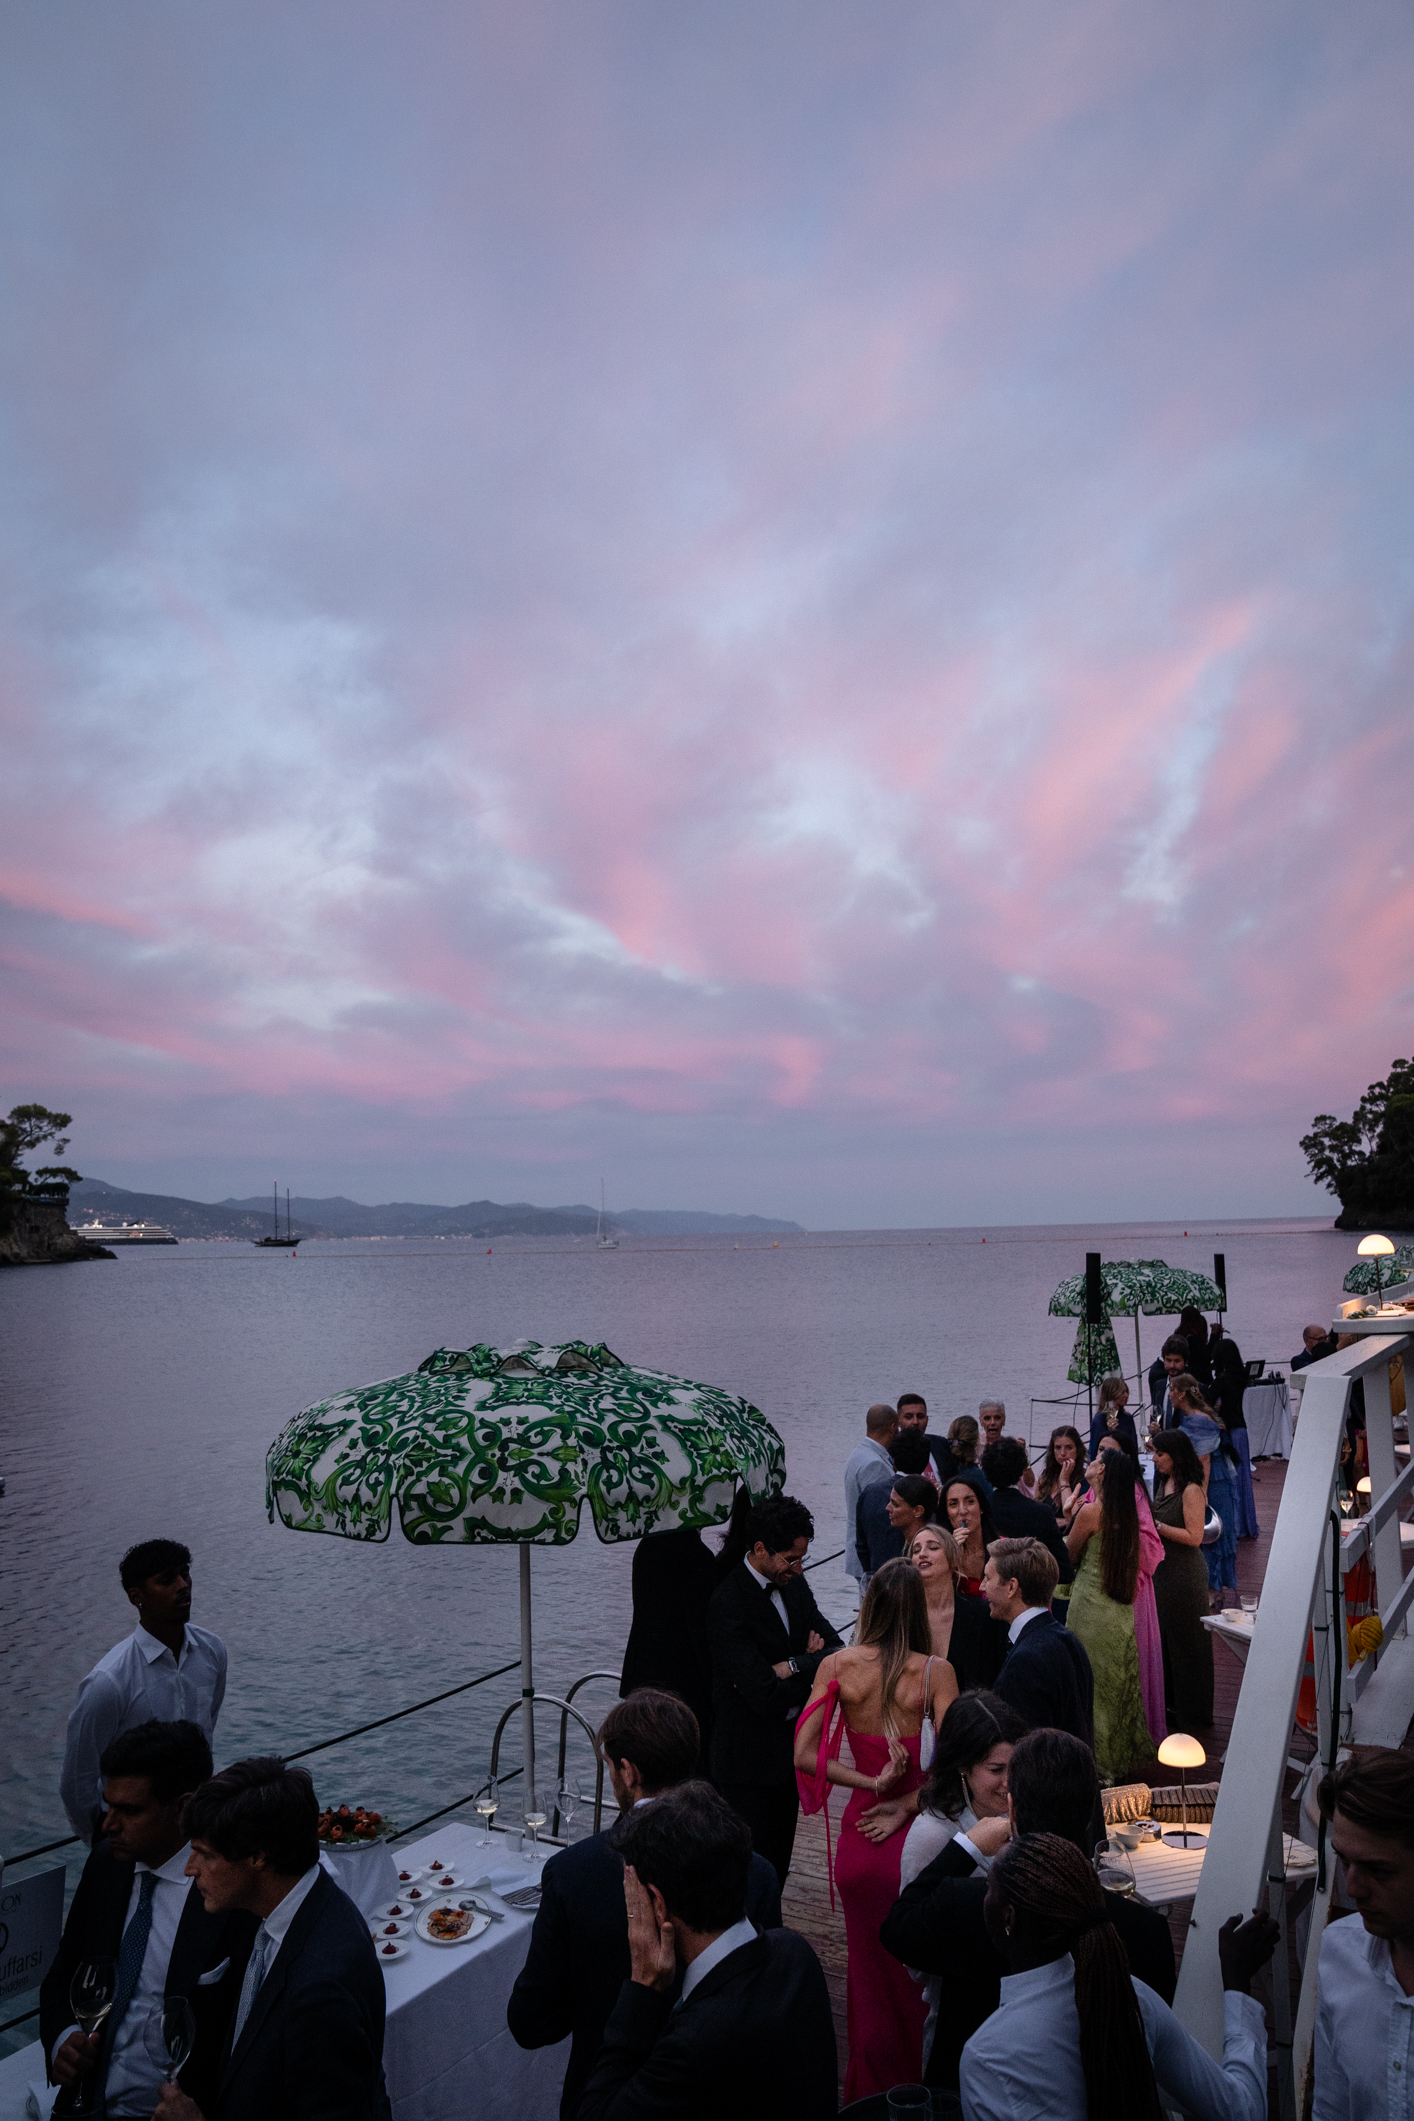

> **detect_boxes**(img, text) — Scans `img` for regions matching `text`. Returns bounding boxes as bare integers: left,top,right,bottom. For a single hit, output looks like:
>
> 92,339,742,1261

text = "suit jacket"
991,1609,1094,1747
946,1591,1007,1692
214,1869,391,2121
988,1484,1073,1586
619,1529,718,1750
707,1568,844,1787
879,1837,1175,2089
854,1480,905,1577
576,1928,836,2121
507,1826,782,2120
40,1841,255,2117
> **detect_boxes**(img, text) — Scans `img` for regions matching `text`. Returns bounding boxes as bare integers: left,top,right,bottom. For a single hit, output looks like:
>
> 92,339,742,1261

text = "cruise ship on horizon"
75,1219,178,1245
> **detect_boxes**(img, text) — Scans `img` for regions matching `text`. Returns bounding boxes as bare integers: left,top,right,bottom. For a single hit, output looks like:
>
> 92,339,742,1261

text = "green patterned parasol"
266,1337,785,1806
1343,1245,1414,1296
1049,1259,1226,1392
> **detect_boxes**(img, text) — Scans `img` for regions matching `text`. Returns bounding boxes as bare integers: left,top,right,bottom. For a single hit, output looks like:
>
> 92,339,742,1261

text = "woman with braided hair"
960,1831,1277,2121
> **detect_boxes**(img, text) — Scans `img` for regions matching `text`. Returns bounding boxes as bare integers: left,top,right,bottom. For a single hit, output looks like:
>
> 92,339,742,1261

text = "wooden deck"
779,1457,1386,2098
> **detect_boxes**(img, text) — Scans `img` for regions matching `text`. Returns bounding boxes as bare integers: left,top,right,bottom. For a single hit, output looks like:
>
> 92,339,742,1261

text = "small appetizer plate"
375,1937,413,1964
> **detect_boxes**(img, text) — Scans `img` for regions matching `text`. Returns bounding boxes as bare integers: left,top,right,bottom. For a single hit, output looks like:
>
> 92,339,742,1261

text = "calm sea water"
0,1213,1350,2048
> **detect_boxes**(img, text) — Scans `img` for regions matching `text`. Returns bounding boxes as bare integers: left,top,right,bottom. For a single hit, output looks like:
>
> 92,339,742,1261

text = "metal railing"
1170,1281,1414,2118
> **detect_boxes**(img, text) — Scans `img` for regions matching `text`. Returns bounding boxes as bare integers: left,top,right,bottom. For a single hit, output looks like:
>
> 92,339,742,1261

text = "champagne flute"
68,1958,116,2114
144,1997,197,2085
475,1778,499,1847
555,1778,580,1840
523,1808,547,1863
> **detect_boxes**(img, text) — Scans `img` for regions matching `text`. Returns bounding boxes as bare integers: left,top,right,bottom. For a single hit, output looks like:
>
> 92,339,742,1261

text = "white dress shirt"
54,1845,198,2116
959,1953,1268,2121
899,1805,977,2074
1314,1914,1414,2121
1007,1606,1050,1644
844,1440,896,1583
680,1917,757,2002
61,1624,227,1841
743,1559,789,1635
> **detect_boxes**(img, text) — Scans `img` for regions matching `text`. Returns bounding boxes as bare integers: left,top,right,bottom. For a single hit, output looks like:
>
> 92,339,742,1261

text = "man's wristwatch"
787,1656,801,1675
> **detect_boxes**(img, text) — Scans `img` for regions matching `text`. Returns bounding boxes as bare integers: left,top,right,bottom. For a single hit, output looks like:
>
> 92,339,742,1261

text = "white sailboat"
595,1181,618,1249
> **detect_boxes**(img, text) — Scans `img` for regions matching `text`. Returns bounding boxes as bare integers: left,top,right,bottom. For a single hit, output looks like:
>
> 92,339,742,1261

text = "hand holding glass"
144,1998,197,2085
66,1959,116,2113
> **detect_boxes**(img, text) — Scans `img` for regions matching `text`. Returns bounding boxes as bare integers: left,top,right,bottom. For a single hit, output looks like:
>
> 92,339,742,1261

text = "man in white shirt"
843,1405,899,1587
41,1720,251,2118
62,1538,228,1842
1313,1750,1414,2120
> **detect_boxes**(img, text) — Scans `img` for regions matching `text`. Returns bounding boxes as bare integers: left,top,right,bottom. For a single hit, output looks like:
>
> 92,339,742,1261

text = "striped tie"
101,1871,158,2078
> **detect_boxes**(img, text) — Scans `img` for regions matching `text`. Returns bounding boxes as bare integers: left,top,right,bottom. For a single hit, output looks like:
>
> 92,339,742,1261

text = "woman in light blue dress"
1168,1375,1239,1610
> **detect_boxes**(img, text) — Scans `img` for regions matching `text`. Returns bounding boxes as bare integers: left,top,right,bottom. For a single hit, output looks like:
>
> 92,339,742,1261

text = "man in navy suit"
42,1721,252,2120
981,1439,1072,1587
578,1780,836,2120
154,1757,390,2121
983,1538,1094,1747
507,1689,781,2119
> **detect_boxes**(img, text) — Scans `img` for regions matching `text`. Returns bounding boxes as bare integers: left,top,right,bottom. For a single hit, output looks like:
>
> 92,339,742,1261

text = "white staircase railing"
1170,1288,1413,2119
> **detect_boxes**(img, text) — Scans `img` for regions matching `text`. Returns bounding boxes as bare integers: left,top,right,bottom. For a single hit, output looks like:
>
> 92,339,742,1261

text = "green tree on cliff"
0,1104,82,1233
1302,1061,1414,1226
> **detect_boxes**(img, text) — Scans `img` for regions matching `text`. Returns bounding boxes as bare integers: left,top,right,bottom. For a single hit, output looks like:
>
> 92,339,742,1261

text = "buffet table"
1244,1376,1293,1459
380,1822,567,2121
1117,1828,1317,1913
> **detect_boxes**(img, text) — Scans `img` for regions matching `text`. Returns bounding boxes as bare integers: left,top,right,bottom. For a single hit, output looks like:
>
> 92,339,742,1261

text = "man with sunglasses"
707,1495,843,1889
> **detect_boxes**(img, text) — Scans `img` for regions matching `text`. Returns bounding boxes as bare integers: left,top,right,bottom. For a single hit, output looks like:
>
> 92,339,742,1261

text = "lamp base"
1161,1823,1209,1848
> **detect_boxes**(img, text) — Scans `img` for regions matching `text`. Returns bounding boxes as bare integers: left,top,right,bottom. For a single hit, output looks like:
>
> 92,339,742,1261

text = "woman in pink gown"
794,1558,958,2101
1094,1435,1166,1745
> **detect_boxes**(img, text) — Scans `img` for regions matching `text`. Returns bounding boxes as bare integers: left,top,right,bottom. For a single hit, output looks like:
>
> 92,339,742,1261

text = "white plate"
373,1937,413,1964
422,1869,464,1891
417,1856,457,1875
377,1900,425,1921
370,1918,413,1941
415,1903,491,1948
391,1866,426,1887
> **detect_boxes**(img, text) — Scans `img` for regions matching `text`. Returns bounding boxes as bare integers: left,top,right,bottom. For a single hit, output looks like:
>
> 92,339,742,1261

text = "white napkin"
26,2082,58,2121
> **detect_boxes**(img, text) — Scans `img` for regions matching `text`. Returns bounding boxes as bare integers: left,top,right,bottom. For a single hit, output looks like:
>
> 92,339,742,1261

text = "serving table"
1119,1828,1317,1914
1243,1376,1292,1459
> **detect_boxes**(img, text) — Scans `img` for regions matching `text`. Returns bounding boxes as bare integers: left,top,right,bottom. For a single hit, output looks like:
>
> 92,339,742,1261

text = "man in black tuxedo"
981,1439,1072,1586
43,1721,252,2119
879,1726,1174,2093
706,1494,844,1886
578,1780,836,2120
507,1689,782,2119
896,1392,956,1486
153,1757,390,2121
984,1538,1094,1746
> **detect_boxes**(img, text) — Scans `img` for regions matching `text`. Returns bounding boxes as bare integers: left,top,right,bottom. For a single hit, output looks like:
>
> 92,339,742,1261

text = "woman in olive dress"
1149,1428,1214,1728
1065,1448,1153,1782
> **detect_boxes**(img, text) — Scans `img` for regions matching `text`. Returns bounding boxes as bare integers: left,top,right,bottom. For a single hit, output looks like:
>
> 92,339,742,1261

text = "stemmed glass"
1094,1843,1136,1898
475,1778,500,1847
144,1998,197,2089
522,1806,548,1863
66,1958,116,2113
555,1778,581,1841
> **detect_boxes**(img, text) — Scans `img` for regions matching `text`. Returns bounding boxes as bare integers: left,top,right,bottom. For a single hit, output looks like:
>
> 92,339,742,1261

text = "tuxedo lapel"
220,1875,327,2088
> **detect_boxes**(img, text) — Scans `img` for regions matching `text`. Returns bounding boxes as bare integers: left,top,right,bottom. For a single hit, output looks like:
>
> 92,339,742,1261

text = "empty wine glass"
144,1997,197,2085
67,1958,116,2113
475,1778,499,1847
523,1807,547,1863
555,1777,581,1839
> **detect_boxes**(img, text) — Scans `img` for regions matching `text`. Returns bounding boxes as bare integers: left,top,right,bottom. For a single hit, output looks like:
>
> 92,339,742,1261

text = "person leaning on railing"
1312,1749,1414,2121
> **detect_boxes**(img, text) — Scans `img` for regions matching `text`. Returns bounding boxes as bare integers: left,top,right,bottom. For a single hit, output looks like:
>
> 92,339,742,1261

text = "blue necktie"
101,1871,158,2079
231,1930,273,2050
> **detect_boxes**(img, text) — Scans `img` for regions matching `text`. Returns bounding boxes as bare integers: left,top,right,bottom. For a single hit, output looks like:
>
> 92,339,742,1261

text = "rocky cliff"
0,1188,115,1267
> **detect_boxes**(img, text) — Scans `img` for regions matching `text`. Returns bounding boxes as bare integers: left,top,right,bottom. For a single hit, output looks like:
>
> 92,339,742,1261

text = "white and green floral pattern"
1066,1318,1123,1386
265,1339,785,1547
1049,1259,1225,1322
1342,1245,1414,1295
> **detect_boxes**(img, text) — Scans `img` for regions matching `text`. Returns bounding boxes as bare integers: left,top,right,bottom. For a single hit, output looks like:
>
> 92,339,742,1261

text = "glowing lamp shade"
1357,1234,1396,1257
1158,1732,1207,1847
1357,1477,1372,1496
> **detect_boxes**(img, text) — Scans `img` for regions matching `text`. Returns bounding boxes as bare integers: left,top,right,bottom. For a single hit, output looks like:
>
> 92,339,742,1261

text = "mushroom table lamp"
1157,1732,1207,1848
1358,1232,1396,1305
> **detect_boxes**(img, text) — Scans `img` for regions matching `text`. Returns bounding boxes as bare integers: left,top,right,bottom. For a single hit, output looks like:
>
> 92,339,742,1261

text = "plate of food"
392,1865,426,1887
318,1804,396,1847
378,1899,423,1921
422,1867,463,1892
374,1936,412,1965
416,1902,491,1948
370,1918,413,1941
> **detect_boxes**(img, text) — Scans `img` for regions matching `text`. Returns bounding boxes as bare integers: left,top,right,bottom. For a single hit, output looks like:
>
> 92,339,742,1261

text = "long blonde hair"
854,1557,933,1733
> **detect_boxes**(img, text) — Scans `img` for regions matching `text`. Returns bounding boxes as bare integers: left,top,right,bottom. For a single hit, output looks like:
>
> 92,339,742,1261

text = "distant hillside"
70,1179,803,1240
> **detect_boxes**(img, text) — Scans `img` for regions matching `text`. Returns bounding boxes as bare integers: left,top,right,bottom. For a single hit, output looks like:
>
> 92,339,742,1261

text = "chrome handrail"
551,1671,622,1834
488,1691,609,1834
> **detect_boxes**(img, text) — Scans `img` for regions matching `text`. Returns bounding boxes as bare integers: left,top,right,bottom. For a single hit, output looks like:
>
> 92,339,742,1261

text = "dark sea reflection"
1,1214,1346,2045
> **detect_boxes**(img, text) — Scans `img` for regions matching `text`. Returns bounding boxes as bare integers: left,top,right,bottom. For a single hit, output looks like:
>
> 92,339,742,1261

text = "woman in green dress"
1150,1428,1214,1728
1065,1447,1152,1783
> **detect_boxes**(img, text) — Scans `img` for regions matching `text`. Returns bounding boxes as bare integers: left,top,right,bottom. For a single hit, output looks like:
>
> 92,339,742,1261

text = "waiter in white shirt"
1313,1751,1414,2121
62,1539,228,1843
41,1721,254,2118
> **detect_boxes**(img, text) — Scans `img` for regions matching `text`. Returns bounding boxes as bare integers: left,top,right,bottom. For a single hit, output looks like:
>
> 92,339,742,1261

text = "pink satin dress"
797,1681,928,2101
1135,1490,1168,1746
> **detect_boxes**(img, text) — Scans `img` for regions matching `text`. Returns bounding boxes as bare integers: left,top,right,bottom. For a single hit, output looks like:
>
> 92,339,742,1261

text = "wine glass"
475,1778,499,1846
67,1958,116,2113
523,1807,547,1863
144,1997,197,2086
555,1777,581,1840
1094,1843,1136,1898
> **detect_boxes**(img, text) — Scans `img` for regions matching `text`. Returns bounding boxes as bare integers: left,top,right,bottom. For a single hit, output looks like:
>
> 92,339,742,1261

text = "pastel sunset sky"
2,2,1412,1226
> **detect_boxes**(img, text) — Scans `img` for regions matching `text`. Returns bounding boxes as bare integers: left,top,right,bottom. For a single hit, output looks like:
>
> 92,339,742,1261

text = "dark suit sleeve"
507,1867,575,2051
799,1582,844,1672
854,1491,871,1577
991,1650,1046,1730
745,1853,783,1931
575,1979,680,2121
1114,1898,1176,2004
879,1844,993,1977
708,1587,812,1727
280,1970,388,2121
40,1853,104,2073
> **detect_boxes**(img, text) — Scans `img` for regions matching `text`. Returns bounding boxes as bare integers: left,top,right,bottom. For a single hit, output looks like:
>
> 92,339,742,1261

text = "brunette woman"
1168,1373,1240,1611
943,1474,997,1595
1066,1450,1152,1782
1036,1427,1086,1526
1150,1429,1215,1727
908,1524,1004,1689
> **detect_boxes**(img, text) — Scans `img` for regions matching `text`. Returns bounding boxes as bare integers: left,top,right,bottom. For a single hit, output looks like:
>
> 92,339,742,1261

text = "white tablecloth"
0,2042,48,2121
1244,1377,1293,1458
381,1821,568,2121
1115,1830,1317,1911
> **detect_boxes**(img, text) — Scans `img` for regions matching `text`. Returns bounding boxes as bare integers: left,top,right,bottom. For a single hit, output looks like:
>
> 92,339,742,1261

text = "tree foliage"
1302,1060,1414,1217
0,1104,82,1234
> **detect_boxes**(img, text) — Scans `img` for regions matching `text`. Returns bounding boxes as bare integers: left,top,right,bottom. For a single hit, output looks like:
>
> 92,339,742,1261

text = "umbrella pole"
520,1545,537,1814
1134,1312,1143,1401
